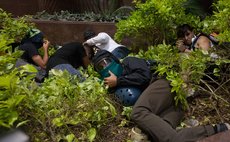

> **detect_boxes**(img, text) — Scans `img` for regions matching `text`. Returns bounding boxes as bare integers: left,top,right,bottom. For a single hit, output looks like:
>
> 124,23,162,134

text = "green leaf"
87,128,96,142
213,68,220,76
16,120,30,128
65,133,76,142
105,100,117,117
20,64,38,73
52,117,63,127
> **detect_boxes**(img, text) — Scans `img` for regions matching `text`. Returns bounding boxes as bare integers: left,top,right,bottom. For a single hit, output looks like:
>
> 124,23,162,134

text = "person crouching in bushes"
46,42,91,82
176,24,218,53
15,28,50,83
83,30,130,59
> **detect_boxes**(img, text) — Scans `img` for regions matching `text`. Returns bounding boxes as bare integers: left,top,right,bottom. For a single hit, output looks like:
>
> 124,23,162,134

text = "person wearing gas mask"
91,50,153,106
15,28,50,83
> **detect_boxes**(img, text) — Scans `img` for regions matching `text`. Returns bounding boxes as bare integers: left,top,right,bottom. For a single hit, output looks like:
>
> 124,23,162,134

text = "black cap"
83,30,96,41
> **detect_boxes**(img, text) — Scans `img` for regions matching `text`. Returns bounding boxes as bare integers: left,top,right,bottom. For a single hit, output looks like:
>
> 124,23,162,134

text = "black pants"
131,79,215,142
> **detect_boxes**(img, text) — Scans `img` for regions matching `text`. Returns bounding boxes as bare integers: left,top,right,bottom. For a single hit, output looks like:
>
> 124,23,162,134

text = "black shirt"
46,42,86,72
18,43,40,65
117,57,152,91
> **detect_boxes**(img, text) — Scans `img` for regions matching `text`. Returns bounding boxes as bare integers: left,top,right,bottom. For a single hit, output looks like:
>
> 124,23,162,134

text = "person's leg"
174,125,215,142
131,79,184,141
132,79,183,122
53,64,85,82
111,46,130,59
131,79,218,142
159,105,184,129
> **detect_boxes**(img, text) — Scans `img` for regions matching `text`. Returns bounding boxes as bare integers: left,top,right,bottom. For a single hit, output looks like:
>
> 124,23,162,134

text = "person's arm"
176,39,191,53
32,40,50,69
83,33,110,46
82,56,91,68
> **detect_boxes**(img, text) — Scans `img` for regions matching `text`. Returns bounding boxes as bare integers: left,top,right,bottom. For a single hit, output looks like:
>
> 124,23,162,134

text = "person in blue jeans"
46,42,91,81
83,30,130,59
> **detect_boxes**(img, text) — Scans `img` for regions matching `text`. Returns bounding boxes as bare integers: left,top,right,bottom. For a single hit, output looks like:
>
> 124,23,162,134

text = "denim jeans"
53,64,85,82
111,46,130,59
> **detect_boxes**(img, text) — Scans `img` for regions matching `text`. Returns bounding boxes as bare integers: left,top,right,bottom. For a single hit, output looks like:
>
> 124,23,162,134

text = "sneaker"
129,127,150,142
214,123,230,133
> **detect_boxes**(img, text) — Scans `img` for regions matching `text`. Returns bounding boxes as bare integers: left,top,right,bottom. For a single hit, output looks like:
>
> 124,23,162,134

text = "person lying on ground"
83,30,130,59
91,50,154,106
131,78,230,142
46,42,90,81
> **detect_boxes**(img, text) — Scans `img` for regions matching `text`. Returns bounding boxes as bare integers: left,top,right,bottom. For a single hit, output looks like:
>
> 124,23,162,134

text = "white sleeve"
85,32,110,46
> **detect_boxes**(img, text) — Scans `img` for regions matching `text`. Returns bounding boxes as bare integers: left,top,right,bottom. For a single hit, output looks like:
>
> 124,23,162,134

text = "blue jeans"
53,64,85,82
111,46,130,59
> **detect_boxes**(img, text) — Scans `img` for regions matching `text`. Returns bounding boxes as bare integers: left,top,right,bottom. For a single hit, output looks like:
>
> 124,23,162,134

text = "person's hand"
43,39,50,50
104,71,117,88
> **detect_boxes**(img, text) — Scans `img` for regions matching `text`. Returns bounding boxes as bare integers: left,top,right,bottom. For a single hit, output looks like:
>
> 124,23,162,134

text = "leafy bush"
0,9,118,141
115,0,200,48
136,43,230,108
200,0,230,42
114,0,230,108
0,9,34,42
0,8,33,128
18,68,116,142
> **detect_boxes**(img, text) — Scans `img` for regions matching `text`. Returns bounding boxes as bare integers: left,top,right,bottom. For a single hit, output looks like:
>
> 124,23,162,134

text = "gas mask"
92,50,123,79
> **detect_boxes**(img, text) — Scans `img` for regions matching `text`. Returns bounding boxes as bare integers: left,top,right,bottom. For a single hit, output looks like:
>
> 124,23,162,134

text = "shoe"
129,127,150,142
214,123,230,133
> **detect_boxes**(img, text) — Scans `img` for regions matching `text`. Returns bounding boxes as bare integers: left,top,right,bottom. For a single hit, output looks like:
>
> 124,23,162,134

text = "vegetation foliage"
0,8,118,142
32,7,134,23
116,0,230,108
0,0,230,141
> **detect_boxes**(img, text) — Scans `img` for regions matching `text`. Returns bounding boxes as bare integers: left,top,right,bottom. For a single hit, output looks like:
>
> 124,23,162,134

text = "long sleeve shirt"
85,32,125,52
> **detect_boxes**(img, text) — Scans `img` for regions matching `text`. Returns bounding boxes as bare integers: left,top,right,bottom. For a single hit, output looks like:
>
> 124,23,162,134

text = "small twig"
200,79,224,122
202,73,220,86
199,80,229,103
214,78,230,94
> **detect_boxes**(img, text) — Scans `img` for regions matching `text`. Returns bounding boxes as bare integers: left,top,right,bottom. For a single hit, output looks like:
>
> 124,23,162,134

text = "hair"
176,24,194,38
83,29,96,41
84,45,95,60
